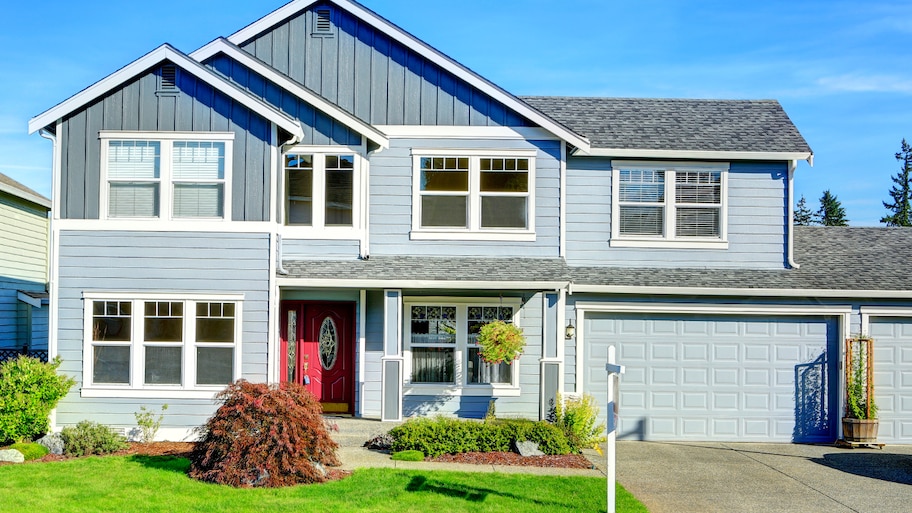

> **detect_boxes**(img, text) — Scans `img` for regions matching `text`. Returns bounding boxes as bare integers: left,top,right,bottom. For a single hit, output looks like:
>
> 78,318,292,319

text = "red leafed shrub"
188,380,340,487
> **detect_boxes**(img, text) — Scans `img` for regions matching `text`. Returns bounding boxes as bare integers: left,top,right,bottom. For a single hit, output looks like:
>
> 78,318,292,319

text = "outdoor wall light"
565,320,576,340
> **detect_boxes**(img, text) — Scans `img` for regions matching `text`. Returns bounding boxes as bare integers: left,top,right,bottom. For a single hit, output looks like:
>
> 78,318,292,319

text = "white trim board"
568,283,912,299
191,38,389,149
222,0,591,152
375,126,559,140
277,278,569,290
580,148,813,163
29,44,304,141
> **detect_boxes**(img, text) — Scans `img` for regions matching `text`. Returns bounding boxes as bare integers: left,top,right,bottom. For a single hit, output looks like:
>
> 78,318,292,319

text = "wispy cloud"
816,74,912,94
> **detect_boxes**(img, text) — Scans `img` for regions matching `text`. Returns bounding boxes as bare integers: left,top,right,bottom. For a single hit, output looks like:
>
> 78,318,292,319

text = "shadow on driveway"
813,452,912,485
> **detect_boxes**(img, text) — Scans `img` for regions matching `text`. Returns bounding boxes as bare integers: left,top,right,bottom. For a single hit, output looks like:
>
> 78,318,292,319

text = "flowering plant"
476,321,525,364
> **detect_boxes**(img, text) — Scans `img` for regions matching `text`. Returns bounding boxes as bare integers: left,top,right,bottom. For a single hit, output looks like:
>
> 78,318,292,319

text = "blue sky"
2,0,910,225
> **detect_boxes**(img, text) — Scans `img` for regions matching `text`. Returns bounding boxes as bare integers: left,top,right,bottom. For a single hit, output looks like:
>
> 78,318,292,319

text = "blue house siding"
368,138,561,258
239,4,532,127
58,65,274,222
282,239,360,260
565,159,787,269
54,230,271,431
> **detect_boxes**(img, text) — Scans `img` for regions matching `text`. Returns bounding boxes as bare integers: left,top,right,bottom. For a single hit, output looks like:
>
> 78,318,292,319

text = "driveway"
613,441,912,513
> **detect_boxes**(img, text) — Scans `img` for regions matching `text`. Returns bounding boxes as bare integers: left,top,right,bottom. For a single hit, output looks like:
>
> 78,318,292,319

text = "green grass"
0,455,648,513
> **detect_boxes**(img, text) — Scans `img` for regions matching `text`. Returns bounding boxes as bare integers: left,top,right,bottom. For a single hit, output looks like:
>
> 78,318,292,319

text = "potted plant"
842,336,879,443
476,320,525,365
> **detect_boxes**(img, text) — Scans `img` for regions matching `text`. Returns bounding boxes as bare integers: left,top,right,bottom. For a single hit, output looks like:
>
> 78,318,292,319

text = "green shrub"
0,356,75,444
8,442,49,460
388,416,571,457
134,404,168,443
553,393,607,453
60,421,129,457
391,450,425,461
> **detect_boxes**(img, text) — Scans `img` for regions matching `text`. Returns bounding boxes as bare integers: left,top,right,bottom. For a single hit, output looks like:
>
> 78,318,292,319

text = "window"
411,150,536,240
405,299,520,392
101,132,232,221
611,162,728,248
284,152,358,230
86,295,241,395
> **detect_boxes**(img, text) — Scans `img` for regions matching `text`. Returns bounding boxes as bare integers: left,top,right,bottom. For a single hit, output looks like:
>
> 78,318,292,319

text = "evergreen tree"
817,190,848,226
881,138,912,227
794,195,818,226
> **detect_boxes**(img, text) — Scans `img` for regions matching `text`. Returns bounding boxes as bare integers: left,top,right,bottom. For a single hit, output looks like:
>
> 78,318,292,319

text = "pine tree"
881,138,912,227
794,195,818,226
817,190,848,226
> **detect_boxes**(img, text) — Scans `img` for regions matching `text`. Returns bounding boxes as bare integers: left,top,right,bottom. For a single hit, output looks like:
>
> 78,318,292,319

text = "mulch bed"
430,451,594,469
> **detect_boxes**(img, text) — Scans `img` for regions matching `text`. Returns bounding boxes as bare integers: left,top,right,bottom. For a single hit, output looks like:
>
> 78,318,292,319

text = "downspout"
275,132,300,276
39,127,58,431
786,160,800,269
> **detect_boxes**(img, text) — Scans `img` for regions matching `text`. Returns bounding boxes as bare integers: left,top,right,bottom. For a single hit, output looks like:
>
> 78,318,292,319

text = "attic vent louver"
314,7,333,34
158,65,178,94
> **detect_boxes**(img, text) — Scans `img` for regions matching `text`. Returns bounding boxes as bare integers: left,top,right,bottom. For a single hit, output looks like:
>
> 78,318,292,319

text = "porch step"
323,416,402,448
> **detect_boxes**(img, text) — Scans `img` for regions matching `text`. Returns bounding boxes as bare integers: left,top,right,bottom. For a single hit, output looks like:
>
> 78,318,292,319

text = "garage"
867,317,912,443
583,311,839,443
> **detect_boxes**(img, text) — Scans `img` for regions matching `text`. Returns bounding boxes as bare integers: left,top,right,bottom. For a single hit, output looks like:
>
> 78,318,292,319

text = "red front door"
280,301,355,414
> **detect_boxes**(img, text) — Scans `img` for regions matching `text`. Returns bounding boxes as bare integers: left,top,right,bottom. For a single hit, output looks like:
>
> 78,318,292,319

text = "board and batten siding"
54,230,270,430
0,192,49,348
565,159,788,269
239,4,531,127
368,138,561,258
59,65,274,222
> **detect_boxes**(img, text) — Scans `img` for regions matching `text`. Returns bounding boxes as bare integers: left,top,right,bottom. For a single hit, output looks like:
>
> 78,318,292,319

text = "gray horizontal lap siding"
60,65,273,221
565,159,787,268
54,231,271,430
205,54,361,146
369,138,561,257
240,4,531,127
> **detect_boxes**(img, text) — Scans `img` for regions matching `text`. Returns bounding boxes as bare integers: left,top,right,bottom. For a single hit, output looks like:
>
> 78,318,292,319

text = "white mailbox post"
605,346,625,513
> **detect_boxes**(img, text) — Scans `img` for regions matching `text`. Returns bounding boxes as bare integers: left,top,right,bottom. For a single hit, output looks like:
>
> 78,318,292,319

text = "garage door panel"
585,313,838,442
869,318,912,444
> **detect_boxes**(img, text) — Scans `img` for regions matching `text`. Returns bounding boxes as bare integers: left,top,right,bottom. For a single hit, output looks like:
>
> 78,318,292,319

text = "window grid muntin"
409,304,457,383
284,153,357,229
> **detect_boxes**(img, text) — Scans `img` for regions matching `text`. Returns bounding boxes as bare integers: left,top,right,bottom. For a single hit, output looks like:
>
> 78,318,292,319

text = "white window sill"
410,230,536,242
404,384,521,397
609,238,729,250
81,387,224,399
281,226,363,240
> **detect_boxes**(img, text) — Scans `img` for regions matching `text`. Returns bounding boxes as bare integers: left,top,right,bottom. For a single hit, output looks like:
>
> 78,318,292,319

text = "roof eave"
574,148,813,163
0,181,51,209
277,277,570,290
570,284,912,299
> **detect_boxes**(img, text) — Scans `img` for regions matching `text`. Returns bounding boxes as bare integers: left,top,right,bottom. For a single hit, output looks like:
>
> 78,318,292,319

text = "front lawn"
0,455,647,513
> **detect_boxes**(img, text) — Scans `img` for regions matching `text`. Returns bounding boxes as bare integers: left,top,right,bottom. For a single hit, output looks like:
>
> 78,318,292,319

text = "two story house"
29,0,912,444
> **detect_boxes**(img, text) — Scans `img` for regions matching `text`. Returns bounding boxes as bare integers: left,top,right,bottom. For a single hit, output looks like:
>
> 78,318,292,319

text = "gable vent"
314,7,333,34
159,65,177,92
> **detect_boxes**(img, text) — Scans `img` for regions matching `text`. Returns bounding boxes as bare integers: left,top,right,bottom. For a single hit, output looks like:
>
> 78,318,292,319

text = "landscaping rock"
513,440,544,457
37,432,64,455
0,449,25,463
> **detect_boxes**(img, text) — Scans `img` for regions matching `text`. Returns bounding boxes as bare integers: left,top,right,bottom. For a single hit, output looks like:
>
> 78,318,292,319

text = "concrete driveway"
614,441,912,513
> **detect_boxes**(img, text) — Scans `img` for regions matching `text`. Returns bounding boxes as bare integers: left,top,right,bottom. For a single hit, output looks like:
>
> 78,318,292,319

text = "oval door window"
319,317,338,370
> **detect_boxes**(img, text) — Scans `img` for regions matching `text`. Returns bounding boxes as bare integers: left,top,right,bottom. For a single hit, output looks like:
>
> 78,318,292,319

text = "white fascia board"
192,38,389,149
859,306,912,317
224,0,590,152
29,45,304,142
375,125,558,141
277,278,569,290
0,182,51,210
570,284,912,299
579,148,813,163
574,301,853,316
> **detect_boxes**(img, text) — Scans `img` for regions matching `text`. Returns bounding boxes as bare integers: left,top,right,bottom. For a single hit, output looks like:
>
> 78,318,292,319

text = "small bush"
388,416,571,457
553,393,607,453
8,442,49,460
60,421,129,457
134,404,168,443
0,356,75,444
189,380,340,488
391,450,425,461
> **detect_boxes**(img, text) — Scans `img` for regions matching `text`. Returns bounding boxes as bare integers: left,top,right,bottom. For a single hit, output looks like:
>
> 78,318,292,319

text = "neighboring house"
27,0,911,444
0,172,50,354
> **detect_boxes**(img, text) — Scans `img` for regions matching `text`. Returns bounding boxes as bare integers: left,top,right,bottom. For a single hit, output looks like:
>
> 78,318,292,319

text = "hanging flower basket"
477,321,525,365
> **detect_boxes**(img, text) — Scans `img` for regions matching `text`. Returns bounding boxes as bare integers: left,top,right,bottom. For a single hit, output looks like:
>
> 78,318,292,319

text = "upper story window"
411,149,536,241
284,152,360,232
611,161,729,249
101,132,232,221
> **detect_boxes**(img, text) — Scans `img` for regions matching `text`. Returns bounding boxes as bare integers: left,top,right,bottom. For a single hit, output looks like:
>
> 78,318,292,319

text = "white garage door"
585,313,839,442
868,318,912,443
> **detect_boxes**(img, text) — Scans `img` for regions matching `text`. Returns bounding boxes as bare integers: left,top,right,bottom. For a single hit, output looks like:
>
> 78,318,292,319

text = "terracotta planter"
842,417,879,443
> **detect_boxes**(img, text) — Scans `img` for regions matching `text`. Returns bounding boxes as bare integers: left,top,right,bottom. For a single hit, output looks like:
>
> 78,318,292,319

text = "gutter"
787,160,800,269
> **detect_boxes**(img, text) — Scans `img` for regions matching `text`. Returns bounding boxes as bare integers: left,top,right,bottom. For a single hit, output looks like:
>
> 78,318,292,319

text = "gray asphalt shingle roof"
0,172,50,209
282,228,912,295
520,96,812,154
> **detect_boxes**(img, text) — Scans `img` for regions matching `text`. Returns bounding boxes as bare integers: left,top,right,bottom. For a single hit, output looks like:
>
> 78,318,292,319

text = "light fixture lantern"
565,319,576,340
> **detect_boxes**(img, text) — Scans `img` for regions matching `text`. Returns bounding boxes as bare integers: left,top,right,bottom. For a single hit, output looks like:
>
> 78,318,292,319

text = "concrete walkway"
615,441,912,513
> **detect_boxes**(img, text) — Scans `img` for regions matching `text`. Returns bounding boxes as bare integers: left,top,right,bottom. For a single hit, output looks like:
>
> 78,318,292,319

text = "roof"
29,45,304,141
0,172,50,209
570,227,912,297
521,97,813,162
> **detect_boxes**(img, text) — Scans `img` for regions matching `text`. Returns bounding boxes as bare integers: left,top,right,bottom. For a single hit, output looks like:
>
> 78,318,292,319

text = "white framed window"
611,161,729,249
100,132,233,221
282,148,363,236
84,293,242,398
411,149,536,241
404,297,521,396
